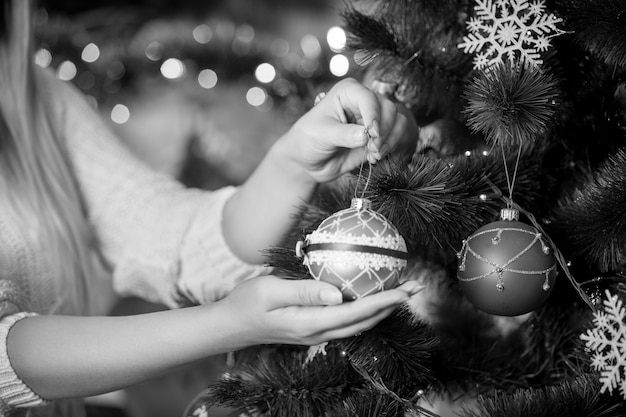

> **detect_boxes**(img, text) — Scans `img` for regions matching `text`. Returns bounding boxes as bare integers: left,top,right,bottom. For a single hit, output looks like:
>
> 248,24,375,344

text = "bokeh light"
192,24,213,44
329,54,349,77
255,63,276,83
198,69,218,89
160,58,185,79
81,43,100,63
301,34,322,59
57,60,77,81
246,87,267,107
110,104,130,124
326,26,346,52
34,48,52,68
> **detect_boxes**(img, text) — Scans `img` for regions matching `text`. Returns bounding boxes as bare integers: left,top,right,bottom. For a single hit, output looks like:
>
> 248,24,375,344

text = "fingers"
329,78,381,135
299,287,410,332
320,79,407,163
260,277,345,310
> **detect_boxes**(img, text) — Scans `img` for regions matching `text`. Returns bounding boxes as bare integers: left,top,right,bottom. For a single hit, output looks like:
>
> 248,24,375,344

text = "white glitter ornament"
458,0,564,70
296,198,408,300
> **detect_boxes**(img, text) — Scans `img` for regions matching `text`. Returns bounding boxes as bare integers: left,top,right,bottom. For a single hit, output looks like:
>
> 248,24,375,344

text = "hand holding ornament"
218,275,425,347
272,77,412,183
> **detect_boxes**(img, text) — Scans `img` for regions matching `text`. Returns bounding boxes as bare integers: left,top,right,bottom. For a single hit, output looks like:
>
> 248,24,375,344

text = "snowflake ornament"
458,0,564,70
580,290,626,399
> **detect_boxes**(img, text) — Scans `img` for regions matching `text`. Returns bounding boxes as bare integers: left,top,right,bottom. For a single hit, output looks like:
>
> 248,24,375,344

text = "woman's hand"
272,78,412,185
219,276,424,347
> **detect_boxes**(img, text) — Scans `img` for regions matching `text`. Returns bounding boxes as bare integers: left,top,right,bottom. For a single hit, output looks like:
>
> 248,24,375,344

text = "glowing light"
465,150,472,156
235,24,255,42
160,58,185,79
34,48,52,68
246,87,267,107
81,43,100,63
329,54,349,77
193,24,213,44
198,69,218,89
145,41,164,61
301,34,322,59
326,26,346,52
107,61,125,80
111,104,130,124
57,60,77,81
270,38,290,57
255,63,276,83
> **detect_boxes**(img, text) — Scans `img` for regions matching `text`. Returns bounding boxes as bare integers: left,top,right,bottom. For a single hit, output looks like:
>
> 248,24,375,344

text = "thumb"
321,122,370,150
273,279,344,309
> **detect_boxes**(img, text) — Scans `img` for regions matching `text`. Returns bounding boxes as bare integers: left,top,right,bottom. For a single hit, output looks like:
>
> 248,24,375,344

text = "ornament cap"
500,207,520,221
350,198,372,211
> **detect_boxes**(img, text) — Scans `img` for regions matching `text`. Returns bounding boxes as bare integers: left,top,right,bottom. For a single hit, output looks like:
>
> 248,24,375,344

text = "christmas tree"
179,0,626,415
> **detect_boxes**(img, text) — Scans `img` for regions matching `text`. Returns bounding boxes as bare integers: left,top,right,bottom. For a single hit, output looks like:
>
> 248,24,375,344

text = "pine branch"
461,375,626,417
335,310,441,399
551,148,626,273
428,296,592,395
199,346,367,417
341,0,473,122
464,62,561,145
552,0,626,72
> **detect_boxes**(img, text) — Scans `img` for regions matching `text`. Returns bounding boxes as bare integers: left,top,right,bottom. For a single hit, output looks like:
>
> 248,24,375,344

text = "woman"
0,0,420,415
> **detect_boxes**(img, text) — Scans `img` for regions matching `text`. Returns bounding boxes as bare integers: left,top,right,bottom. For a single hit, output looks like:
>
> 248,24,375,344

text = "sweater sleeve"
0,279,46,410
44,72,270,307
0,312,46,409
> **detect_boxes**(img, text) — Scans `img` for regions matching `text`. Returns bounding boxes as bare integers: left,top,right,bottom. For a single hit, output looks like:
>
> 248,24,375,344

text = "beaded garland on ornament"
457,208,557,316
296,198,408,300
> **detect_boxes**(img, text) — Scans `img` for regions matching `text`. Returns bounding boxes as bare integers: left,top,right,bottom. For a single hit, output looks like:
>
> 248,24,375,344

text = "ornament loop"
350,198,372,211
500,207,520,221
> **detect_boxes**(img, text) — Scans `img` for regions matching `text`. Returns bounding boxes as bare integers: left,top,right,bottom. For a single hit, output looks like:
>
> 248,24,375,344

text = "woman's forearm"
223,142,318,264
6,304,241,400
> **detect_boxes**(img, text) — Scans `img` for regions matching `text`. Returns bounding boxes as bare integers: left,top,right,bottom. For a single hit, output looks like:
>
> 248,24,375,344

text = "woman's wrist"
266,133,319,189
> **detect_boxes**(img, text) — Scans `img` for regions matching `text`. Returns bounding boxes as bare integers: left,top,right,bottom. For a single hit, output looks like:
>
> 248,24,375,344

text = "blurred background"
34,0,366,416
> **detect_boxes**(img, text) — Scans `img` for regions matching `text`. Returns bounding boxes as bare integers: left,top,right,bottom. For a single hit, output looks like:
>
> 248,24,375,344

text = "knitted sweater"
0,71,268,416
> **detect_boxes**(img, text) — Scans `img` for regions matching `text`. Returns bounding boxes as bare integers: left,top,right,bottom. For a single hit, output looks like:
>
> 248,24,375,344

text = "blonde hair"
0,0,96,315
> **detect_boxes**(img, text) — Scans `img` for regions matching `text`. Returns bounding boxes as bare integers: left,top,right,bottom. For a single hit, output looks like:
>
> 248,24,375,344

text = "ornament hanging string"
495,138,595,311
354,126,375,199
500,141,524,208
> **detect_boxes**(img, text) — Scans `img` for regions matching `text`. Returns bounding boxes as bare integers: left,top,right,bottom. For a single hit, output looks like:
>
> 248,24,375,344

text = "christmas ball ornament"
296,198,408,300
457,208,557,316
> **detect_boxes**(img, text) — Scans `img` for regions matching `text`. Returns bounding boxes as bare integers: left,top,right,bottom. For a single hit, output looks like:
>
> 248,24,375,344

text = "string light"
38,10,351,114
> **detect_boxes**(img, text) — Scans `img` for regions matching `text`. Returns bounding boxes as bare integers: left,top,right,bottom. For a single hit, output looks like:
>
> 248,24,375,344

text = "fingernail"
409,285,426,296
370,121,380,138
320,288,343,305
406,281,426,296
354,129,367,146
